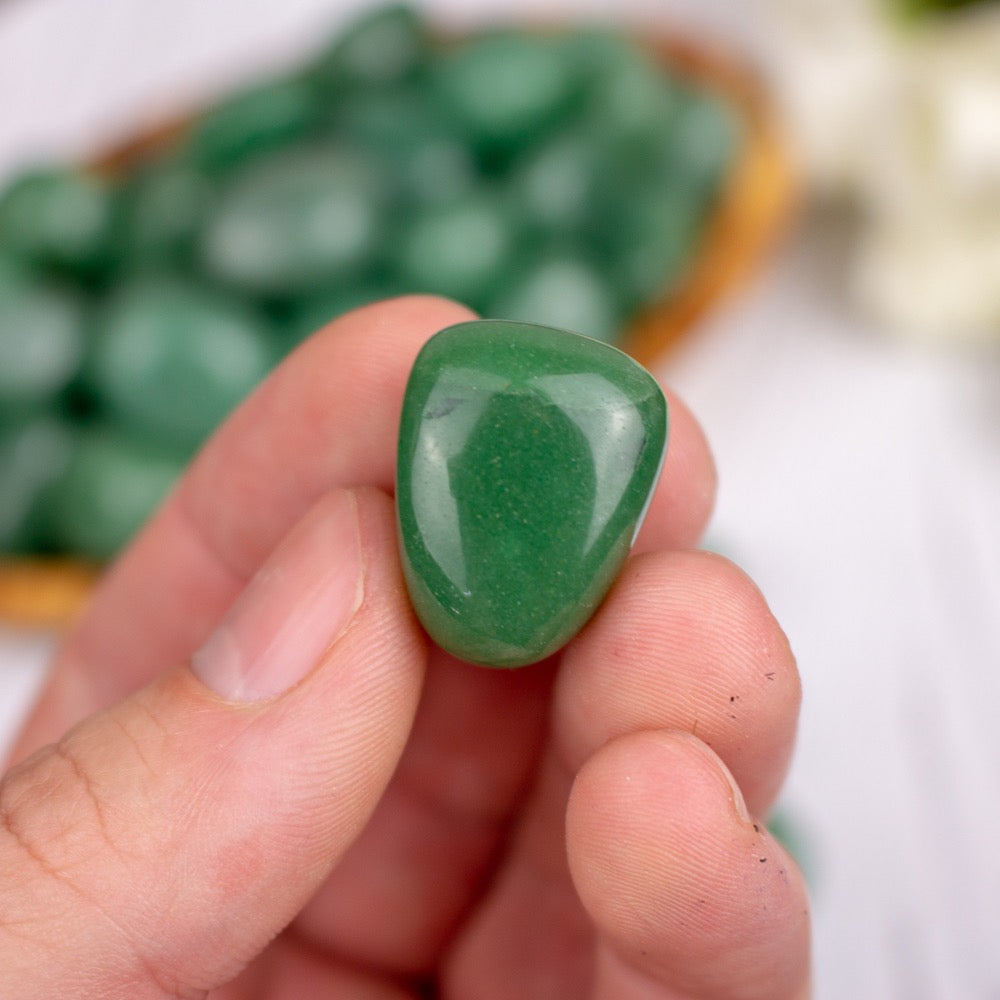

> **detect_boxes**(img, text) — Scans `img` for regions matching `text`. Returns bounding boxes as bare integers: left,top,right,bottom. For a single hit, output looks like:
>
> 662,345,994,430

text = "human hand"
0,297,809,998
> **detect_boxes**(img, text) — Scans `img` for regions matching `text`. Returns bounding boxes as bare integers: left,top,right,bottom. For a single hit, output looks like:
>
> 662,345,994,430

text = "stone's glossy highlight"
397,320,668,668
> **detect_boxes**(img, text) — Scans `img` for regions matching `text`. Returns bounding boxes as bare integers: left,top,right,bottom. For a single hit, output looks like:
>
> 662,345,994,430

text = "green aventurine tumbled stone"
44,426,185,560
186,77,319,172
199,145,389,296
0,167,116,275
0,275,87,409
396,320,668,668
87,278,276,453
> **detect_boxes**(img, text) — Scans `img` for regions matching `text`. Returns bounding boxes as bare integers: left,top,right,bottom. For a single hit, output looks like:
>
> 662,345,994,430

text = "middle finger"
555,547,801,816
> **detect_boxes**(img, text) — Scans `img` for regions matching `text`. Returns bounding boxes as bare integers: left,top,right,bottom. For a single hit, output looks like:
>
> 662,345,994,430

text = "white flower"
764,0,1000,342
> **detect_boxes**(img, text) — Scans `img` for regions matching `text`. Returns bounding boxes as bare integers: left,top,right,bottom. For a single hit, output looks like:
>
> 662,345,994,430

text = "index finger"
10,297,716,760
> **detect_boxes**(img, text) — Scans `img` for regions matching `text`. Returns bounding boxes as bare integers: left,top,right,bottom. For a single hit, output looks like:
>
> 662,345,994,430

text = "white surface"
2,2,1000,997
664,227,1000,999
0,628,54,763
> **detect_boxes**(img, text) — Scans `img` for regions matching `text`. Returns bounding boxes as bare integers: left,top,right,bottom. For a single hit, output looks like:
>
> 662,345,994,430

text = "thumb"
0,487,426,998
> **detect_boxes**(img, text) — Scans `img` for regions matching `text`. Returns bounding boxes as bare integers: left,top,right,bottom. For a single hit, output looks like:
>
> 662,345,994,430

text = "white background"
2,1,999,996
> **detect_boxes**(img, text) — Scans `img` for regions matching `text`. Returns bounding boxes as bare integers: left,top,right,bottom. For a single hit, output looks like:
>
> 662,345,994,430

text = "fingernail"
718,756,752,824
709,751,751,823
192,491,363,701
683,732,752,824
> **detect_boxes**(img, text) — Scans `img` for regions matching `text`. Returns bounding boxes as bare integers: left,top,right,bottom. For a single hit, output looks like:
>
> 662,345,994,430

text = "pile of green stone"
0,4,739,562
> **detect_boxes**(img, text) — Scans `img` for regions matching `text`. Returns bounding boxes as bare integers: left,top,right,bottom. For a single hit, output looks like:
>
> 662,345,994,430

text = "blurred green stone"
187,76,320,172
662,87,742,196
432,32,583,162
199,144,391,296
767,806,816,887
87,278,276,452
43,426,185,560
0,167,117,275
0,274,87,410
607,184,706,308
116,157,215,267
0,414,77,552
0,253,30,288
895,0,986,19
391,190,519,307
505,126,604,237
577,37,683,157
486,250,624,344
329,87,477,204
312,4,429,92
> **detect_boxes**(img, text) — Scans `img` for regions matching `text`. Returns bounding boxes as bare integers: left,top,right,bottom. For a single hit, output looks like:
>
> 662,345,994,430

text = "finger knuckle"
1,738,116,889
0,728,204,999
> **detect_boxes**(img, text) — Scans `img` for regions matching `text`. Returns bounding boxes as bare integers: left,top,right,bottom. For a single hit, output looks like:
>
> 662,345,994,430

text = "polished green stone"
198,145,389,296
603,183,705,308
505,126,604,236
396,320,668,668
312,4,428,92
0,167,116,274
117,157,215,267
391,191,519,308
329,88,477,204
44,426,185,560
661,87,742,195
486,250,624,344
187,76,319,172
87,278,276,452
432,32,582,161
0,415,77,553
0,275,87,410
